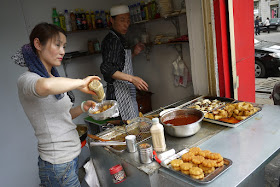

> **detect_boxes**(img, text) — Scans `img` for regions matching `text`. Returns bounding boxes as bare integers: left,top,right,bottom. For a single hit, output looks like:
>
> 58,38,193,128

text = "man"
255,16,260,35
264,17,270,33
100,5,149,120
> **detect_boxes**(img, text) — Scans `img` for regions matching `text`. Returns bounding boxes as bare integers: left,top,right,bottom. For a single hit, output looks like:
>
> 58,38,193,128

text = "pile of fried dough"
204,102,259,121
170,147,225,180
91,104,112,114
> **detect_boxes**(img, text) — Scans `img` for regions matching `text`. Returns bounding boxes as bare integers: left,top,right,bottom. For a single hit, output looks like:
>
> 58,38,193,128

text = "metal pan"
161,148,233,184
76,124,88,142
181,96,262,128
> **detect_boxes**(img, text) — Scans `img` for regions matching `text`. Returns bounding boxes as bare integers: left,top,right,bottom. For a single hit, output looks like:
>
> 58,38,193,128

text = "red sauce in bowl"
163,115,201,126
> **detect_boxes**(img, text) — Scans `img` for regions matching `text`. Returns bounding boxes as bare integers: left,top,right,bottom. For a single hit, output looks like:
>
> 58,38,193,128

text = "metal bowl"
159,108,204,137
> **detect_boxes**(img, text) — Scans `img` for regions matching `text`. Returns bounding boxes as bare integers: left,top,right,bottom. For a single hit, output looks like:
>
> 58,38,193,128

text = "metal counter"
89,101,280,187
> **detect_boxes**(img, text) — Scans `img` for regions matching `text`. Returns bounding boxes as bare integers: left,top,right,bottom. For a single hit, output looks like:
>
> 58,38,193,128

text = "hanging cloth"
110,31,139,120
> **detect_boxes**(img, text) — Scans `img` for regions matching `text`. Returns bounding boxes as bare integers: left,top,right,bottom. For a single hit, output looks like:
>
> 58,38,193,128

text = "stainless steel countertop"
160,104,280,186
90,96,227,175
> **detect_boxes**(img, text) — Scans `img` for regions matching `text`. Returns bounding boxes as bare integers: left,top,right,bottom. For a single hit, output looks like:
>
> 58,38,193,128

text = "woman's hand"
131,76,149,91
82,100,96,112
78,76,101,95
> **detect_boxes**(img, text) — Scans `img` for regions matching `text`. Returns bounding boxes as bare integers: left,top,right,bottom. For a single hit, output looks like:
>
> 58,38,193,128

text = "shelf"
63,51,101,60
66,27,109,34
65,11,186,34
132,11,186,25
153,41,188,45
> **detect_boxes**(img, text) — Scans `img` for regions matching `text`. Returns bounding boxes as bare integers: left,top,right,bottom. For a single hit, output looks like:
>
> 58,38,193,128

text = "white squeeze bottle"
150,118,166,152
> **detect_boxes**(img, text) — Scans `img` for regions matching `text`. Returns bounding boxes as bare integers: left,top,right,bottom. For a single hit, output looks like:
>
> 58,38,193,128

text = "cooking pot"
76,124,88,142
159,108,204,137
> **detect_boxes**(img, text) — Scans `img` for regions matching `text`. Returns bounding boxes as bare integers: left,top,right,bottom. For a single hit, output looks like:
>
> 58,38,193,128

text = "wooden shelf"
65,11,186,34
63,51,101,60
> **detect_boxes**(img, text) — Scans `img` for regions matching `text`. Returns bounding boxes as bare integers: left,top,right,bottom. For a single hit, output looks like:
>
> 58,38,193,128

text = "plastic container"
88,79,105,102
109,164,126,184
150,118,166,152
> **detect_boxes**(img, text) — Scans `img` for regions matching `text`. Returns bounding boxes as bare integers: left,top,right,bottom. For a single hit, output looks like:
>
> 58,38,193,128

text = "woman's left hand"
82,100,96,112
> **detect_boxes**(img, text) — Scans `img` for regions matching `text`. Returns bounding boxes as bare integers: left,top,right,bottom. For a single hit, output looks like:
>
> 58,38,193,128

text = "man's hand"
131,76,149,91
133,42,145,57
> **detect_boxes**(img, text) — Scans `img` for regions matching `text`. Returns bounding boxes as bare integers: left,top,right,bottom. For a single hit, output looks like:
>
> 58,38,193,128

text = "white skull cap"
110,5,129,16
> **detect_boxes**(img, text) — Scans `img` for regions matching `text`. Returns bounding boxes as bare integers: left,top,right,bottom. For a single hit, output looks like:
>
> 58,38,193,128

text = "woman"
12,22,99,187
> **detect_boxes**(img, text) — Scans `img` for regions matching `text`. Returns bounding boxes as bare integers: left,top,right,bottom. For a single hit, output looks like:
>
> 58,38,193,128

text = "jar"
109,164,126,184
88,40,95,54
93,39,101,52
138,143,153,164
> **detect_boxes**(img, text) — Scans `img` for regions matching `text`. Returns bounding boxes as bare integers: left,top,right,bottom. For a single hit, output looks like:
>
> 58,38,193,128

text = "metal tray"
181,96,262,128
90,117,152,153
161,149,233,184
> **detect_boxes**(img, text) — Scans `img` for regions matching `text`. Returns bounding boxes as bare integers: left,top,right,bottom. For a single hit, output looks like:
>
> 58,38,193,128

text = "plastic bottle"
144,2,149,20
64,9,72,32
70,10,77,31
80,9,87,30
105,11,111,27
150,118,166,152
95,11,103,28
58,12,66,31
52,8,60,27
75,9,82,30
140,1,146,20
129,5,134,24
86,11,92,30
133,4,138,22
100,10,107,28
151,0,157,19
90,11,96,29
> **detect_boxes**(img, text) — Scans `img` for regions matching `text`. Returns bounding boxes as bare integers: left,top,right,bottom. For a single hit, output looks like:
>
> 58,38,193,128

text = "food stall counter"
88,99,280,186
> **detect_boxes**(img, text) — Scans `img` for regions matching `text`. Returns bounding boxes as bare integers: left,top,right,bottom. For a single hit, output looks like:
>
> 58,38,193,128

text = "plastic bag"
84,159,100,187
172,56,189,87
88,100,119,120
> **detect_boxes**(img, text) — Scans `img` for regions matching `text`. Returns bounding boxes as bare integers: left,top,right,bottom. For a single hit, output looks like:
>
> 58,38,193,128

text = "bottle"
150,118,166,152
147,0,152,20
100,10,107,28
95,11,103,28
90,11,96,29
151,0,157,19
144,2,149,20
129,5,134,23
70,10,77,31
80,9,87,30
75,9,82,30
86,11,92,30
136,3,142,22
105,11,111,27
58,12,66,31
64,10,72,32
140,1,146,20
52,8,60,27
132,4,138,22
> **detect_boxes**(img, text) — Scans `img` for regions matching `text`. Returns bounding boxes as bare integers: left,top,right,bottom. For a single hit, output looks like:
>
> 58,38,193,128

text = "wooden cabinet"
136,90,153,114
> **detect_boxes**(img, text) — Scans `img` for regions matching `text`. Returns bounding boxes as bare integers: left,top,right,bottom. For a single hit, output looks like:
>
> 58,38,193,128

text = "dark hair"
29,22,66,52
